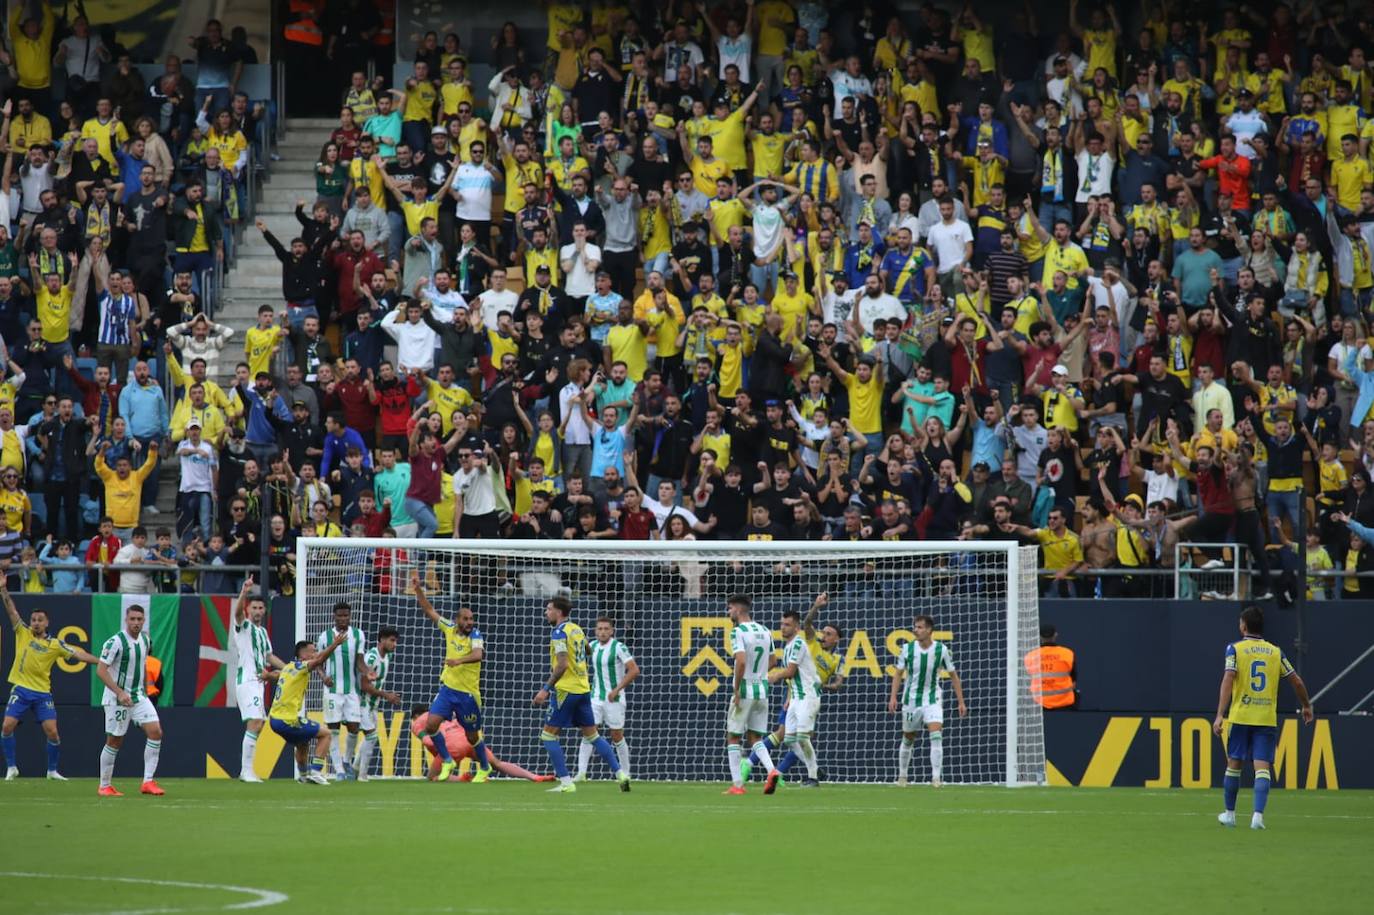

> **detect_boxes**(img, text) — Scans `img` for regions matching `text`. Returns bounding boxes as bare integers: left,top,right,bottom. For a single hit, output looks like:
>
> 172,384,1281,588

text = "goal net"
296,538,1045,786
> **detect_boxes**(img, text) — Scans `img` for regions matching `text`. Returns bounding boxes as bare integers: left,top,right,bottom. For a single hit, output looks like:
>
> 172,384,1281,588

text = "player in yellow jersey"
410,571,492,783
261,629,348,785
2,582,101,779
532,596,630,793
1212,606,1313,830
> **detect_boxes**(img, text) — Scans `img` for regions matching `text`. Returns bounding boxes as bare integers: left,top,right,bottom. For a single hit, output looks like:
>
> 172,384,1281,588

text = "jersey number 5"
1249,659,1267,693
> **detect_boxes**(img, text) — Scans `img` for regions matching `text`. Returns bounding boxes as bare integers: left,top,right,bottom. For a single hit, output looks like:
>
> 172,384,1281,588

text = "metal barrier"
1174,542,1250,600
20,561,262,595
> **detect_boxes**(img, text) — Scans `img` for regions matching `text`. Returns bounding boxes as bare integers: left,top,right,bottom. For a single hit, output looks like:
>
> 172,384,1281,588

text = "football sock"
99,744,118,787
929,732,943,780
329,734,344,774
748,733,779,767
777,737,799,774
1253,769,1271,813
899,737,913,779
590,735,621,773
615,739,630,777
429,729,454,762
728,743,743,784
45,739,60,772
309,756,325,772
339,731,353,768
1,733,16,767
241,730,258,777
143,739,160,782
356,734,375,777
471,737,491,771
798,736,818,779
752,741,775,773
576,739,594,778
1223,767,1241,812
542,736,569,778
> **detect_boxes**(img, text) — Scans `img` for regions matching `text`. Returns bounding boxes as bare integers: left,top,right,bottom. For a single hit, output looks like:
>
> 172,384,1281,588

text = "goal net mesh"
297,540,1045,785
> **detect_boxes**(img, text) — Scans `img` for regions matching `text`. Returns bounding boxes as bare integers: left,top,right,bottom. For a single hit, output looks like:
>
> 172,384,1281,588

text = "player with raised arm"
725,594,776,795
411,570,493,783
233,575,287,783
764,597,828,793
317,602,369,780
355,627,402,781
263,631,350,785
889,613,967,787
1213,605,1314,830
576,616,640,781
743,597,846,782
408,705,555,782
2,581,101,780
533,596,630,793
95,603,166,797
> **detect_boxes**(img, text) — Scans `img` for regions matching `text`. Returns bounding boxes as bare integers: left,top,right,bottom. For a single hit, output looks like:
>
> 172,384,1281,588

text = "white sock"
99,744,118,787
340,730,354,768
930,733,943,780
329,732,345,774
241,730,258,777
143,739,161,782
576,739,594,778
899,737,913,779
615,739,630,778
356,733,375,776
753,741,776,773
727,743,743,786
799,736,818,779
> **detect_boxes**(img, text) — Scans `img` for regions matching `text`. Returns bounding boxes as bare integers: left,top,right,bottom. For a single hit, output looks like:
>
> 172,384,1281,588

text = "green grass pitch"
3,780,1371,913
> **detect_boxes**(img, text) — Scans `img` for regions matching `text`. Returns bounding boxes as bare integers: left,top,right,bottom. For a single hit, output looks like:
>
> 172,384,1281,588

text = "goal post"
296,538,1046,786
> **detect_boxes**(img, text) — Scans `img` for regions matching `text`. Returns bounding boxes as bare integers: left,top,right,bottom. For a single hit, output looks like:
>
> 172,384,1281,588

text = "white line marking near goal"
0,872,288,914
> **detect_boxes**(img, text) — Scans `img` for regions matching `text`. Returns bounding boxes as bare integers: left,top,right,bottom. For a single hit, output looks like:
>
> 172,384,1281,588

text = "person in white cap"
1042,364,1086,440
177,419,219,540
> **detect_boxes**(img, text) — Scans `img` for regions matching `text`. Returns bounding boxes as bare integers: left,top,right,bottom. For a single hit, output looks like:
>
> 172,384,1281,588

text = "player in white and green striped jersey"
233,576,286,783
763,595,828,794
887,614,967,787
575,616,641,781
94,604,165,797
316,602,369,780
724,595,776,795
355,627,402,781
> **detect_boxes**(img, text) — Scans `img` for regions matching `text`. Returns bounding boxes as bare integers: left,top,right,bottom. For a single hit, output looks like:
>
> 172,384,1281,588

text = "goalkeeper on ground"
409,706,554,782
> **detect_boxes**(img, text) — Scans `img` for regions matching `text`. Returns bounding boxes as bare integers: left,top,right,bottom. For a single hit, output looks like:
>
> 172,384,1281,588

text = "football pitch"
3,780,1370,914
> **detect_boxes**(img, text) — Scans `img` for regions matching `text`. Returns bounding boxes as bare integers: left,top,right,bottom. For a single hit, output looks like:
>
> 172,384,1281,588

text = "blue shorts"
5,686,57,723
1226,723,1277,762
429,685,482,734
545,691,595,730
270,717,322,745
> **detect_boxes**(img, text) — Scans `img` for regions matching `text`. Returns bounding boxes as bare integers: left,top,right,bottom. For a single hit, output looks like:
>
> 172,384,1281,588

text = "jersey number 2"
1249,659,1267,693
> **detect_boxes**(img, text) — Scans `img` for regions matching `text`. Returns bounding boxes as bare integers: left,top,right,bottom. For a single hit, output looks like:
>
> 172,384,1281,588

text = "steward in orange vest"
1025,624,1076,709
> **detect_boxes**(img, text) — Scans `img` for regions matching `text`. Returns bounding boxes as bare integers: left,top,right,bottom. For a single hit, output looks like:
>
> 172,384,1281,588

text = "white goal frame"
296,538,1044,786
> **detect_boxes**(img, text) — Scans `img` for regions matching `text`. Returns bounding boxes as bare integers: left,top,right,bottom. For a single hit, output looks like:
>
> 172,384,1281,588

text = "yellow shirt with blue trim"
806,632,844,688
8,620,75,692
438,618,484,701
750,130,788,179
549,620,590,695
785,159,840,204
1224,636,1294,727
269,660,312,722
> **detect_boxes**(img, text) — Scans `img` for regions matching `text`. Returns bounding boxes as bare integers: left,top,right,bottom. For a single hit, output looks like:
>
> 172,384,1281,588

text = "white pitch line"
0,872,288,914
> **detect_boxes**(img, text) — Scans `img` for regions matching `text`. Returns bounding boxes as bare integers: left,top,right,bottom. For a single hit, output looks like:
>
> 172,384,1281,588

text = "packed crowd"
7,1,1374,603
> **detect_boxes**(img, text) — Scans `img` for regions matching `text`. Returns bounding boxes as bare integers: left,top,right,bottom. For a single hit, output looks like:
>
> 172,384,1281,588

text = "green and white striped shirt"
233,618,273,685
590,638,634,701
316,625,367,696
99,629,150,704
782,634,822,700
361,646,392,711
729,621,774,700
899,640,955,707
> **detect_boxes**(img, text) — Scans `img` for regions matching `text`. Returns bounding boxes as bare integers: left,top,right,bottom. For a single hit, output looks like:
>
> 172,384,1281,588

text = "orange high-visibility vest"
145,655,163,699
284,0,324,46
372,0,395,47
1025,645,1075,709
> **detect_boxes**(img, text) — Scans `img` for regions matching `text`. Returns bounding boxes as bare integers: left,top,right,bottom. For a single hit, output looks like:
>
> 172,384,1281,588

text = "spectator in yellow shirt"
94,440,159,533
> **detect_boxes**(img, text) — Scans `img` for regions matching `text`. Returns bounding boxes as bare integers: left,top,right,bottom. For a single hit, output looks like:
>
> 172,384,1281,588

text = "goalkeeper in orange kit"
409,706,554,782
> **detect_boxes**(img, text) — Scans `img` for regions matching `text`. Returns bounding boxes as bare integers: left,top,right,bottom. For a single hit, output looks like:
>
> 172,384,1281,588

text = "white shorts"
104,697,159,737
236,681,268,722
324,693,362,725
359,706,378,732
902,701,943,732
592,698,626,730
726,696,770,736
784,695,820,734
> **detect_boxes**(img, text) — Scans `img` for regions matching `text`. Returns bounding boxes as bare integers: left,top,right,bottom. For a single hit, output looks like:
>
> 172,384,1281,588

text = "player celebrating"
316,602,369,780
233,576,286,783
408,706,555,782
1213,606,1314,830
2,582,101,779
764,597,829,793
95,604,166,797
355,627,402,781
575,616,640,781
888,614,967,787
264,631,350,785
533,596,630,793
411,570,493,784
725,594,776,795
